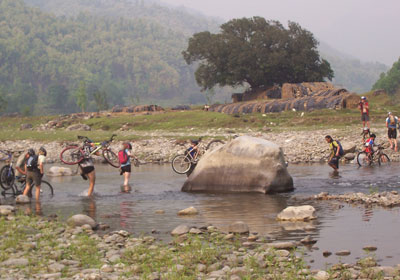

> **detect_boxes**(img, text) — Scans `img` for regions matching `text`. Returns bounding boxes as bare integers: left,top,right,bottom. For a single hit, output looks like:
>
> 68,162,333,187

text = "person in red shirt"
358,96,370,129
364,133,376,161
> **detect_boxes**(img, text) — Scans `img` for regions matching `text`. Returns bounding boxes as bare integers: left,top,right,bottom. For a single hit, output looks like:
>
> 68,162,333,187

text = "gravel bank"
1,125,398,164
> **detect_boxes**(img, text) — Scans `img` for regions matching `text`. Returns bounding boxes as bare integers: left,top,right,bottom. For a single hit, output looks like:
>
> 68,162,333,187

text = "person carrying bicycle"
78,156,96,197
15,150,29,182
119,142,133,192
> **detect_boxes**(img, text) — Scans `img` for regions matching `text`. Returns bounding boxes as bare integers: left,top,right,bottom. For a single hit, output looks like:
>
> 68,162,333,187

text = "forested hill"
24,0,389,95
319,42,388,93
1,0,390,116
24,0,221,36
0,0,205,115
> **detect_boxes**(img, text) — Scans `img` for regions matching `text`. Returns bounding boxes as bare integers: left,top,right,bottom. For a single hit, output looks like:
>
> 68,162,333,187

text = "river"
2,162,400,269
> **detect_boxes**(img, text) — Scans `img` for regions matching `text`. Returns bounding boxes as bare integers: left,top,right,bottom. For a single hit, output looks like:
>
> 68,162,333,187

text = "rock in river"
67,214,96,229
16,195,30,204
277,205,316,221
182,136,293,193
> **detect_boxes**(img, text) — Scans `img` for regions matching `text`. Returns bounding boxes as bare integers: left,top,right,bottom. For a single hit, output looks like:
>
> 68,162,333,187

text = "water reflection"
82,197,96,220
197,194,287,234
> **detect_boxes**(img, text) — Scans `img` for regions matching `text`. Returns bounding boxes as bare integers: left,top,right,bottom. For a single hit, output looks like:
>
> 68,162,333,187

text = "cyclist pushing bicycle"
187,139,200,162
363,133,376,162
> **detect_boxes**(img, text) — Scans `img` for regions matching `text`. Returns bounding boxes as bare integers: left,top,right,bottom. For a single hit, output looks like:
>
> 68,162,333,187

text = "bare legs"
87,170,96,197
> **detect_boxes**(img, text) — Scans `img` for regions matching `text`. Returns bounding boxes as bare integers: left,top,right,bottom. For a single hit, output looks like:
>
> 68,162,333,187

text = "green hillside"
0,0,391,116
0,0,207,115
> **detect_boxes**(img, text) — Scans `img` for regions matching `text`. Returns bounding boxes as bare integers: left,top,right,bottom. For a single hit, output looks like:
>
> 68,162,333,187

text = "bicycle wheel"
0,165,15,190
25,180,54,199
60,146,84,165
357,152,371,167
378,153,390,166
103,149,120,168
206,139,225,151
172,154,192,174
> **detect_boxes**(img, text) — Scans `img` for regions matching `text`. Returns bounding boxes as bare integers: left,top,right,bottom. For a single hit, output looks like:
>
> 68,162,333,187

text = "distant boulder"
65,124,91,131
20,123,33,130
182,136,293,194
172,105,191,110
112,105,164,113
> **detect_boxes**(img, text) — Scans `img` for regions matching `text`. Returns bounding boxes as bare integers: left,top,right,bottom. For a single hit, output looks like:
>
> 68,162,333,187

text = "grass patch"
0,91,399,142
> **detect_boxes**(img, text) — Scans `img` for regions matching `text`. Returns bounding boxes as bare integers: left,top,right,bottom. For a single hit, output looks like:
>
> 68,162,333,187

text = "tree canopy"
183,17,334,91
372,58,400,95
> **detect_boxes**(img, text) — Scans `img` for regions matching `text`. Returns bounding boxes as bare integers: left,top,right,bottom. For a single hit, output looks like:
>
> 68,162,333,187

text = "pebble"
335,250,351,256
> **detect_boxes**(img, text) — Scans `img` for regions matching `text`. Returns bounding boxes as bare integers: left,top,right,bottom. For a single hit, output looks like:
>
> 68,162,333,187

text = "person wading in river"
386,112,398,152
79,156,96,196
325,135,343,173
119,142,133,192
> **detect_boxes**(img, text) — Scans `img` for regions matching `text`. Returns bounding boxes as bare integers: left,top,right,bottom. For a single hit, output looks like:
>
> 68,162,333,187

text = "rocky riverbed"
1,204,400,280
1,125,398,165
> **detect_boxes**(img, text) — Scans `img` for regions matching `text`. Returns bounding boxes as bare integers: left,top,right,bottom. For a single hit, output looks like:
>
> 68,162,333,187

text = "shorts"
361,113,369,122
26,171,42,186
328,157,339,169
388,128,397,139
81,166,95,175
120,165,131,175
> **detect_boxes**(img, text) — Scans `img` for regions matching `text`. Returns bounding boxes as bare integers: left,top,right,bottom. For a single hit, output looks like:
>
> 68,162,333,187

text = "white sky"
161,0,400,66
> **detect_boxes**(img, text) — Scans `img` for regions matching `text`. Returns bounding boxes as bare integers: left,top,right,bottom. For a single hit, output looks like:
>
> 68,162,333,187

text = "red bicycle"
60,134,120,168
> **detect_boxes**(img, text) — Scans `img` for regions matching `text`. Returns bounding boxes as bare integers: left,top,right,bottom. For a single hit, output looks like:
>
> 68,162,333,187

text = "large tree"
183,17,334,91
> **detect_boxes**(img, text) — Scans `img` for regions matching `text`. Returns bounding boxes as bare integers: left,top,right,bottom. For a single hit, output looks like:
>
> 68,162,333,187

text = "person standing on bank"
358,96,370,129
23,148,45,200
119,142,132,192
386,112,398,151
79,156,96,196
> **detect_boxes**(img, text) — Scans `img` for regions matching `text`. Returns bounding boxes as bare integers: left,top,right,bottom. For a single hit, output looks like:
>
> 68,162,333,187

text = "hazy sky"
160,0,400,66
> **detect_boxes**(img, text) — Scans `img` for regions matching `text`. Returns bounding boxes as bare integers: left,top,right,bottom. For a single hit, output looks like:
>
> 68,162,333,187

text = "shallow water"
3,162,400,269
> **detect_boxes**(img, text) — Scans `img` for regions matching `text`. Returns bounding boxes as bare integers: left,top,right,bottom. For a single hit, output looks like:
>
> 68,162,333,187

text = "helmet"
123,142,132,150
27,149,35,156
190,139,199,145
361,96,366,100
371,134,376,138
39,146,47,156
363,127,369,131
388,112,392,115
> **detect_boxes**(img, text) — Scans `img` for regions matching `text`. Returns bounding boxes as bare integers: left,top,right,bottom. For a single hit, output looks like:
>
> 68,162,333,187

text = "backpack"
390,115,396,125
335,140,344,156
118,149,129,164
26,155,38,171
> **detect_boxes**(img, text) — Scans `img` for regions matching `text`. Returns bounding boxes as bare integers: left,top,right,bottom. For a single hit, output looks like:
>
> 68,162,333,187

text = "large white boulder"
182,136,293,193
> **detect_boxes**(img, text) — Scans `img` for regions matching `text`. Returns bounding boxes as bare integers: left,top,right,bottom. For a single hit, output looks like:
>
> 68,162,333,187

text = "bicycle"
1,175,54,198
357,145,390,167
171,139,225,174
0,150,24,191
60,134,120,168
